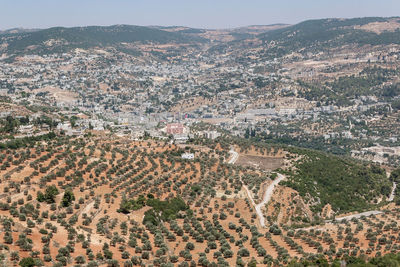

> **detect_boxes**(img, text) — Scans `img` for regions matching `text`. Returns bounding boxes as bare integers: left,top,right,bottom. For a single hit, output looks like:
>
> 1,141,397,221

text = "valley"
0,15,400,266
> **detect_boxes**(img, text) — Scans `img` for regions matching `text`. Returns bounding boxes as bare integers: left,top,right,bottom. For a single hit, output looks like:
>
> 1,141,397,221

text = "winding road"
255,173,285,227
228,148,285,228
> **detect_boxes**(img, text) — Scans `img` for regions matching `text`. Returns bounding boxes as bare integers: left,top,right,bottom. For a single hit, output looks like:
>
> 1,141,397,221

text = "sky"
1,0,399,30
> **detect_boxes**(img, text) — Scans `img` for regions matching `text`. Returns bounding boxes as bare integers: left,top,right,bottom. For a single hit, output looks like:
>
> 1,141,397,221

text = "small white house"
181,153,194,160
19,125,35,135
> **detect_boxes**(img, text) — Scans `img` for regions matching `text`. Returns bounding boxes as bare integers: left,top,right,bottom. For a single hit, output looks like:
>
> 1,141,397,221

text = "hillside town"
1,9,400,266
1,40,400,165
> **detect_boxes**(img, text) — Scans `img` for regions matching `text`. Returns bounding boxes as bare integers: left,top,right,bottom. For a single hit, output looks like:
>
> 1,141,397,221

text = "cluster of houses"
0,40,399,167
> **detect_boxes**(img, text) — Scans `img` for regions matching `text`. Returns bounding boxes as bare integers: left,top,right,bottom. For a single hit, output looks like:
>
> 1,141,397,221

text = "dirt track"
228,149,285,228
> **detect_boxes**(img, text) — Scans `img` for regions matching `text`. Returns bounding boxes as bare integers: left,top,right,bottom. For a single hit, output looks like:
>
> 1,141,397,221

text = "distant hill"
0,28,40,35
151,24,290,42
149,26,206,34
231,24,290,34
222,24,291,41
0,25,206,55
257,17,400,55
2,18,400,57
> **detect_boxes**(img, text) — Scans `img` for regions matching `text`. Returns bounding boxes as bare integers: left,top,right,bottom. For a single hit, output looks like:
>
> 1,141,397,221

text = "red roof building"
166,123,184,135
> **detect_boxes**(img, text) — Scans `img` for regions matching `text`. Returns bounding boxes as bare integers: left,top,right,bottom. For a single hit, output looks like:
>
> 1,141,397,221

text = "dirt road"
255,173,285,227
389,182,397,202
332,210,383,222
228,148,285,228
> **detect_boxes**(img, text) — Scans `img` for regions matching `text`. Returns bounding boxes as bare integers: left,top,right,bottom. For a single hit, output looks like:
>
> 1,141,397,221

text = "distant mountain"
2,18,400,57
257,17,400,55
0,25,206,55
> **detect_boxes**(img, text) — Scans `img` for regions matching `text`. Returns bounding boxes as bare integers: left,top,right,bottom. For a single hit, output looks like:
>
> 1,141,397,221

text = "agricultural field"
0,134,398,266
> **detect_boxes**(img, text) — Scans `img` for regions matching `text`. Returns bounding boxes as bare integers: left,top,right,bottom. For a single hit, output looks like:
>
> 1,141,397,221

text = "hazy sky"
1,0,399,30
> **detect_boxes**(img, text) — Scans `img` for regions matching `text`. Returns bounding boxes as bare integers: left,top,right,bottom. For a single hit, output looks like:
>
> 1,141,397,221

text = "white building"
181,153,194,160
19,125,34,135
57,122,72,131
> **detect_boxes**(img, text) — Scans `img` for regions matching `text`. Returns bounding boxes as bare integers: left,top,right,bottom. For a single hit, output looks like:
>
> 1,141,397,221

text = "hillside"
281,148,391,214
0,25,205,55
216,137,392,218
3,18,399,57
0,134,398,266
0,28,40,35
257,17,400,55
